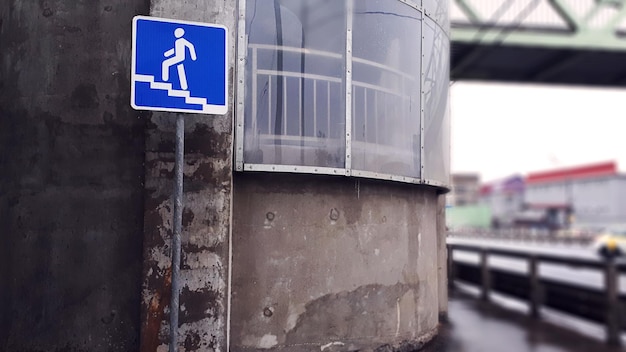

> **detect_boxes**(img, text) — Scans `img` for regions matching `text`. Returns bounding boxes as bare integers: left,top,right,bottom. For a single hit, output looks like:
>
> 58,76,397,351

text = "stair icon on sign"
134,74,212,112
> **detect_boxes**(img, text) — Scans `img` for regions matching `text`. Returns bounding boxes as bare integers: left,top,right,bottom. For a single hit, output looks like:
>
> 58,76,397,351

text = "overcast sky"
450,82,626,182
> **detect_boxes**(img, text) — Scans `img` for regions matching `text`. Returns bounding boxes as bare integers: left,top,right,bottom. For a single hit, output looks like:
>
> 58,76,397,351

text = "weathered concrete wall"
2,1,447,351
0,0,148,351
139,1,236,352
231,173,441,351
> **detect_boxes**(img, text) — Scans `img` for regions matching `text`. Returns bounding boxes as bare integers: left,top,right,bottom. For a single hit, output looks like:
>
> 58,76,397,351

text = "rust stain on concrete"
141,266,172,352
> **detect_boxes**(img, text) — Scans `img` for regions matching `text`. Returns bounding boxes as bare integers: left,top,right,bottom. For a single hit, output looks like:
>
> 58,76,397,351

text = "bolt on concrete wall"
0,0,149,351
231,173,441,351
139,1,236,352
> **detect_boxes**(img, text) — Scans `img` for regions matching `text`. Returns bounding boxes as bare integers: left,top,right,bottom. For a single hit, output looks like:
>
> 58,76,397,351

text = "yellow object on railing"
607,238,617,251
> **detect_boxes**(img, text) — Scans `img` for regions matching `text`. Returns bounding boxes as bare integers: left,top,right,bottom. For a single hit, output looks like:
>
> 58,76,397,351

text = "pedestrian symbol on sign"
131,16,228,115
162,28,197,90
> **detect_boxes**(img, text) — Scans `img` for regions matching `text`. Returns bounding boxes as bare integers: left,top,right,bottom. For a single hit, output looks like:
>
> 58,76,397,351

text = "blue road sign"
131,16,228,115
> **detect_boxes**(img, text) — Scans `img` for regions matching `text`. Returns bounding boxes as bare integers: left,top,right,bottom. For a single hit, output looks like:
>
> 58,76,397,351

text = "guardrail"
447,243,625,346
447,229,597,246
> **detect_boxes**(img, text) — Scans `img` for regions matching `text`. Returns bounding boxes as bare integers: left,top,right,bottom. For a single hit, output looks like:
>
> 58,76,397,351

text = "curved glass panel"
240,0,450,189
423,0,450,33
351,0,422,178
423,16,450,184
243,0,346,167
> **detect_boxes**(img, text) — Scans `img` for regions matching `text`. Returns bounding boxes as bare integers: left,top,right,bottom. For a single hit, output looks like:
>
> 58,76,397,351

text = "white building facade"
525,162,626,230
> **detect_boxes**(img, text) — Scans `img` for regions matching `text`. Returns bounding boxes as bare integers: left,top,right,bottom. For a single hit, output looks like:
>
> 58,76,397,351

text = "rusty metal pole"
604,259,620,347
529,255,540,318
169,115,184,352
480,249,490,302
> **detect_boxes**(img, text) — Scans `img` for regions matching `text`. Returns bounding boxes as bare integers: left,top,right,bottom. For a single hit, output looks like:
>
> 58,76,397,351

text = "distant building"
525,161,626,230
448,173,481,207
475,162,626,231
478,175,525,228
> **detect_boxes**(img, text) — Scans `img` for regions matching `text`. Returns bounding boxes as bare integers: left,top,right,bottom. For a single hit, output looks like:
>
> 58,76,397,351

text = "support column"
139,2,236,352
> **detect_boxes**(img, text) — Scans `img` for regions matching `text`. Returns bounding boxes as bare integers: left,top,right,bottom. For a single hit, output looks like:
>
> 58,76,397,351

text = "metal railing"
447,243,625,346
248,43,415,147
250,44,342,144
447,228,597,246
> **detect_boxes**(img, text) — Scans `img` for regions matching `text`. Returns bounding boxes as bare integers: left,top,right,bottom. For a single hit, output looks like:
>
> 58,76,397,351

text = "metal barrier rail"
448,229,597,246
447,243,624,346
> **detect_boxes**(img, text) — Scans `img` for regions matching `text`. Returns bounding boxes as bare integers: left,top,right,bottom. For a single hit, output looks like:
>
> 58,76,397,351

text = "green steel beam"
454,0,484,23
546,0,580,30
452,0,626,51
452,28,626,50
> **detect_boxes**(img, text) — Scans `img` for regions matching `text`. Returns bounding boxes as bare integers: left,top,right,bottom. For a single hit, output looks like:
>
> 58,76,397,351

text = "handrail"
249,43,343,59
248,42,416,151
448,243,613,269
447,242,624,346
248,43,416,80
447,229,597,246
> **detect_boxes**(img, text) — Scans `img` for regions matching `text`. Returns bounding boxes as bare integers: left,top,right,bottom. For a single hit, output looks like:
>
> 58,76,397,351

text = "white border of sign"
131,15,229,115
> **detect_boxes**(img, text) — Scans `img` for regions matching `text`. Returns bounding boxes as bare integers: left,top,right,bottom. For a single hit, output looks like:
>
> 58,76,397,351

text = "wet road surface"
423,291,623,352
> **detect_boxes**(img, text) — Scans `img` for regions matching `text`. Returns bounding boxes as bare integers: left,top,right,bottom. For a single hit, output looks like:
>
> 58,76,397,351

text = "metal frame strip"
420,7,426,180
235,0,247,171
244,163,346,176
350,169,448,190
352,169,422,184
251,46,258,144
344,0,354,175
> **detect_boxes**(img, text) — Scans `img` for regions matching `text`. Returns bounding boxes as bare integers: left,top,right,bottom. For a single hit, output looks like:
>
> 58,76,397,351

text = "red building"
524,161,625,230
478,162,626,231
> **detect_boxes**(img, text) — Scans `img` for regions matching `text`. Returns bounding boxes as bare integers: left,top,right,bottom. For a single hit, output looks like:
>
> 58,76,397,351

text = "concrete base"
231,173,442,351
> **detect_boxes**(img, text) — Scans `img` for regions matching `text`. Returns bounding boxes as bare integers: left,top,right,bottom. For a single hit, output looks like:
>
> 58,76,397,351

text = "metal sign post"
130,16,228,352
169,114,184,352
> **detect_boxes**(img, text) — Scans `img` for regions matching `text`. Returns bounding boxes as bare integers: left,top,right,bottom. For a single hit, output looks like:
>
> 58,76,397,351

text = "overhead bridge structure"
451,0,626,86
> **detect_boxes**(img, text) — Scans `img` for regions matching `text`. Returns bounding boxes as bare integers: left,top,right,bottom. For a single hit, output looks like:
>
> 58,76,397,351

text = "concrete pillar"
231,174,440,351
139,1,236,351
0,0,147,351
